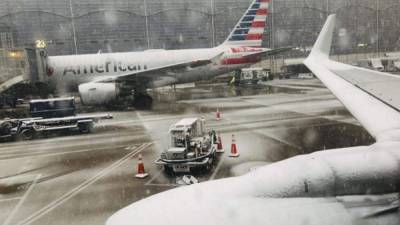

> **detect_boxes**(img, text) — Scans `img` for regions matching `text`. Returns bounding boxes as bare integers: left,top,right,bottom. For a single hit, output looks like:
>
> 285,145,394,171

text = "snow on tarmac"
106,142,400,225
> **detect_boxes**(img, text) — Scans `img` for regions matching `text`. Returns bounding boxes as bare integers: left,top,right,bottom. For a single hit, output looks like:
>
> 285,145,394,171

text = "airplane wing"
304,15,400,141
242,47,292,59
107,184,398,225
94,52,224,83
106,15,400,225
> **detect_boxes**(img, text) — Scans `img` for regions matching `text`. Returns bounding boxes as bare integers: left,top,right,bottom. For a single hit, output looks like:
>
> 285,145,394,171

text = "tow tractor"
155,117,218,174
0,97,112,141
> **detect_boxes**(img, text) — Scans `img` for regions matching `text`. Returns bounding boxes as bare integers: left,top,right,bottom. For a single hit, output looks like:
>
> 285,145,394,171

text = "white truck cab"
155,117,217,174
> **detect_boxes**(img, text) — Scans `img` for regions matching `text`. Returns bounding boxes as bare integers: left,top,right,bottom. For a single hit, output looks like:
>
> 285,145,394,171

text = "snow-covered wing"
304,15,400,141
324,62,400,112
106,143,400,225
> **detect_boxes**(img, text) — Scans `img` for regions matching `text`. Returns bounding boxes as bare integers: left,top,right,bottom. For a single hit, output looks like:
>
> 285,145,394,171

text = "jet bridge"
0,48,48,93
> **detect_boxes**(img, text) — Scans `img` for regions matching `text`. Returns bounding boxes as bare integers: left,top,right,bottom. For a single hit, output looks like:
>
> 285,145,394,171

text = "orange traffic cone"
135,154,149,178
229,134,239,157
216,108,221,121
216,132,224,153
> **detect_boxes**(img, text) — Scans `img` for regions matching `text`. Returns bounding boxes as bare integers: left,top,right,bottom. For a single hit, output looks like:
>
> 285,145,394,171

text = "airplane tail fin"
221,0,270,48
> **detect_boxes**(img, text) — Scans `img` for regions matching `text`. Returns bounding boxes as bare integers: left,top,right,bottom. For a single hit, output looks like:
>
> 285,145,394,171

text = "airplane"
43,0,289,108
105,15,400,225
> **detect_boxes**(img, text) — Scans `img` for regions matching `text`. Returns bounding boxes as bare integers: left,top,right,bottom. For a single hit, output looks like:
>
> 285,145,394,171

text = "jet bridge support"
25,48,48,83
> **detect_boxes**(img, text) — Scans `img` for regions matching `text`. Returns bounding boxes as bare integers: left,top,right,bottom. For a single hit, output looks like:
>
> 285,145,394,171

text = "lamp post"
210,0,216,47
144,0,150,49
69,0,78,54
376,0,380,57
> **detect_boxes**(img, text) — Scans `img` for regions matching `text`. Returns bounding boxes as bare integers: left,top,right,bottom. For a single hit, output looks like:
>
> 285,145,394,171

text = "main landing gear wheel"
133,93,153,109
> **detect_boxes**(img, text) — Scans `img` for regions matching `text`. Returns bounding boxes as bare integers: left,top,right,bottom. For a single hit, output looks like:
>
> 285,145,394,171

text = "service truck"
155,117,218,174
230,68,273,86
0,97,112,141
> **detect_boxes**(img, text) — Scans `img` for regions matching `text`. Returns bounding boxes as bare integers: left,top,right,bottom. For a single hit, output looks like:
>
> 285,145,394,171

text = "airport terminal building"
0,0,399,56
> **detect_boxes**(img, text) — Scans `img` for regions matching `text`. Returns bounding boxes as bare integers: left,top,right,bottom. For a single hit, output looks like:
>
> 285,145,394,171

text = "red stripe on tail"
246,33,263,40
252,21,266,28
256,9,268,15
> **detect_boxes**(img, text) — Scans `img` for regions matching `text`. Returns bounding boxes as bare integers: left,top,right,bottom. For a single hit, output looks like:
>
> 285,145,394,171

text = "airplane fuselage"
46,46,264,91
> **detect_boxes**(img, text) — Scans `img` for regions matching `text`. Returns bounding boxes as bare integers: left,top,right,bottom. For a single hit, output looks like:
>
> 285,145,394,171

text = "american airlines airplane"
44,0,288,108
105,15,400,225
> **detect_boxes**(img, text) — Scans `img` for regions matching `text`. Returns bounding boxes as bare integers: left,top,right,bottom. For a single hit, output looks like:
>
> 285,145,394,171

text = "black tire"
164,165,174,175
269,74,275,80
205,156,215,171
79,122,94,133
205,162,211,171
0,122,12,136
19,129,36,140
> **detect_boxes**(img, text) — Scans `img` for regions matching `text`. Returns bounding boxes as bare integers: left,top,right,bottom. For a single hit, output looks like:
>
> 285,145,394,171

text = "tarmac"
0,78,374,225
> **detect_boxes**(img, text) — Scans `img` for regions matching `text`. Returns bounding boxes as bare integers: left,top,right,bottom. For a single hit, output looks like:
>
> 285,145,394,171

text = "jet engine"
79,83,121,105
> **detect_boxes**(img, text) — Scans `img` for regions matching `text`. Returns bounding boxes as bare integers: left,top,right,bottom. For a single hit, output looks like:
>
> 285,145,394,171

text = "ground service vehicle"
29,97,76,118
0,97,112,141
155,117,217,174
230,68,273,85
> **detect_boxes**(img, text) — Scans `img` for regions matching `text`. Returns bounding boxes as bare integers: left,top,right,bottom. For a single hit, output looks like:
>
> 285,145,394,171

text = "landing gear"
132,92,153,109
234,70,241,86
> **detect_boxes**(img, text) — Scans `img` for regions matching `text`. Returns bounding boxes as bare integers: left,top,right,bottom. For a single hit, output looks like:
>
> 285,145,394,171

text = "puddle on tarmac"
266,118,375,160
152,83,307,102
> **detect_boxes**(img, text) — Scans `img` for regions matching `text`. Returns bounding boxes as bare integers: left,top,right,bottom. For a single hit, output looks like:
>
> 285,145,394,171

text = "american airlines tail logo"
62,61,148,76
224,0,269,47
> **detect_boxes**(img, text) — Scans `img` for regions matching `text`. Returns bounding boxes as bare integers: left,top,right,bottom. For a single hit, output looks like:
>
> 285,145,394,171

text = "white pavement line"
2,174,41,225
144,183,179,187
209,157,225,181
0,197,22,202
144,168,164,186
243,97,357,126
106,113,203,127
0,145,129,161
0,134,143,154
15,142,152,225
210,112,304,150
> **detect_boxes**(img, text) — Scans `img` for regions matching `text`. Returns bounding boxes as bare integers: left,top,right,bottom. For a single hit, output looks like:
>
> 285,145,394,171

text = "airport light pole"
210,0,216,47
143,0,150,49
326,0,329,14
376,0,380,57
69,0,78,54
270,0,275,73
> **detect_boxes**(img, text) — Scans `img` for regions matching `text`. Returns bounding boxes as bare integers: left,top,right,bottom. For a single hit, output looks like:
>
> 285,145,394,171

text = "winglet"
309,14,336,59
